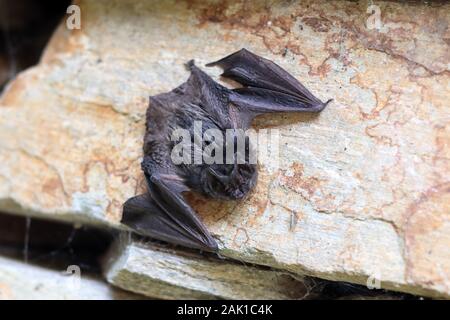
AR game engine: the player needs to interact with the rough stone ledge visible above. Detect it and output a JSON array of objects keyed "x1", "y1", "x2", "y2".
[
  {"x1": 0, "y1": 255, "x2": 144, "y2": 300},
  {"x1": 104, "y1": 237, "x2": 311, "y2": 300}
]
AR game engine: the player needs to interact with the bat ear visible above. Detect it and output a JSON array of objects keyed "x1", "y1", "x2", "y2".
[{"x1": 206, "y1": 167, "x2": 230, "y2": 184}]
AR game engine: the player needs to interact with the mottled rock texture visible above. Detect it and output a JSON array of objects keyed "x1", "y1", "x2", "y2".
[
  {"x1": 105, "y1": 239, "x2": 310, "y2": 300},
  {"x1": 0, "y1": 0, "x2": 448, "y2": 298}
]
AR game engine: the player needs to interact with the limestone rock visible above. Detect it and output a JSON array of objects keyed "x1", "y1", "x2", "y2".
[
  {"x1": 0, "y1": 0, "x2": 448, "y2": 298},
  {"x1": 104, "y1": 238, "x2": 310, "y2": 300},
  {"x1": 0, "y1": 255, "x2": 144, "y2": 300}
]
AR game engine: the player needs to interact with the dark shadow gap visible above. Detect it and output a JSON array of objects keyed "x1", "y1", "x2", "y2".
[
  {"x1": 0, "y1": 0, "x2": 71, "y2": 90},
  {"x1": 0, "y1": 212, "x2": 115, "y2": 273}
]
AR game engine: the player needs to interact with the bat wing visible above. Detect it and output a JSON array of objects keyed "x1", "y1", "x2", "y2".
[
  {"x1": 122, "y1": 194, "x2": 213, "y2": 251},
  {"x1": 183, "y1": 61, "x2": 232, "y2": 129},
  {"x1": 207, "y1": 48, "x2": 331, "y2": 128},
  {"x1": 122, "y1": 170, "x2": 218, "y2": 252}
]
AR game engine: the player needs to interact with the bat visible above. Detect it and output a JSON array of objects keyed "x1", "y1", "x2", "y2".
[{"x1": 121, "y1": 48, "x2": 331, "y2": 252}]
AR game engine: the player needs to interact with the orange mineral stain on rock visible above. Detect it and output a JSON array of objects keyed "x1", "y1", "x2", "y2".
[
  {"x1": 403, "y1": 184, "x2": 450, "y2": 293},
  {"x1": 41, "y1": 178, "x2": 61, "y2": 195},
  {"x1": 279, "y1": 163, "x2": 323, "y2": 198},
  {"x1": 233, "y1": 227, "x2": 250, "y2": 248},
  {"x1": 0, "y1": 283, "x2": 13, "y2": 300}
]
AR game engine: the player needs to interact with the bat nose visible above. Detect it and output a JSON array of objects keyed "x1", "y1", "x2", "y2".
[{"x1": 232, "y1": 189, "x2": 245, "y2": 199}]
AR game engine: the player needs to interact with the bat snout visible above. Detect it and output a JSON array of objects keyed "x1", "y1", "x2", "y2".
[{"x1": 230, "y1": 189, "x2": 245, "y2": 200}]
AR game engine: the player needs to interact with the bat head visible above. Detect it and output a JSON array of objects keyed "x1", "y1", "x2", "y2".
[{"x1": 201, "y1": 162, "x2": 257, "y2": 200}]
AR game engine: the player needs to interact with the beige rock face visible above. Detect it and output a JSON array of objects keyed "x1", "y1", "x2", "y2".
[
  {"x1": 0, "y1": 0, "x2": 448, "y2": 297},
  {"x1": 0, "y1": 256, "x2": 143, "y2": 300},
  {"x1": 104, "y1": 238, "x2": 310, "y2": 300}
]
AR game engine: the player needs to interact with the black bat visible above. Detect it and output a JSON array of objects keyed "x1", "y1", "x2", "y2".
[{"x1": 121, "y1": 49, "x2": 331, "y2": 252}]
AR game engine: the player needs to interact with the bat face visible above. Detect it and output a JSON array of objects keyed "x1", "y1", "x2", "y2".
[
  {"x1": 121, "y1": 48, "x2": 330, "y2": 253},
  {"x1": 200, "y1": 162, "x2": 257, "y2": 201}
]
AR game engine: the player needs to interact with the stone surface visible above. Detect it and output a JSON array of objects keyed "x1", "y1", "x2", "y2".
[
  {"x1": 0, "y1": 0, "x2": 448, "y2": 298},
  {"x1": 0, "y1": 255, "x2": 144, "y2": 300},
  {"x1": 104, "y1": 238, "x2": 310, "y2": 300}
]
